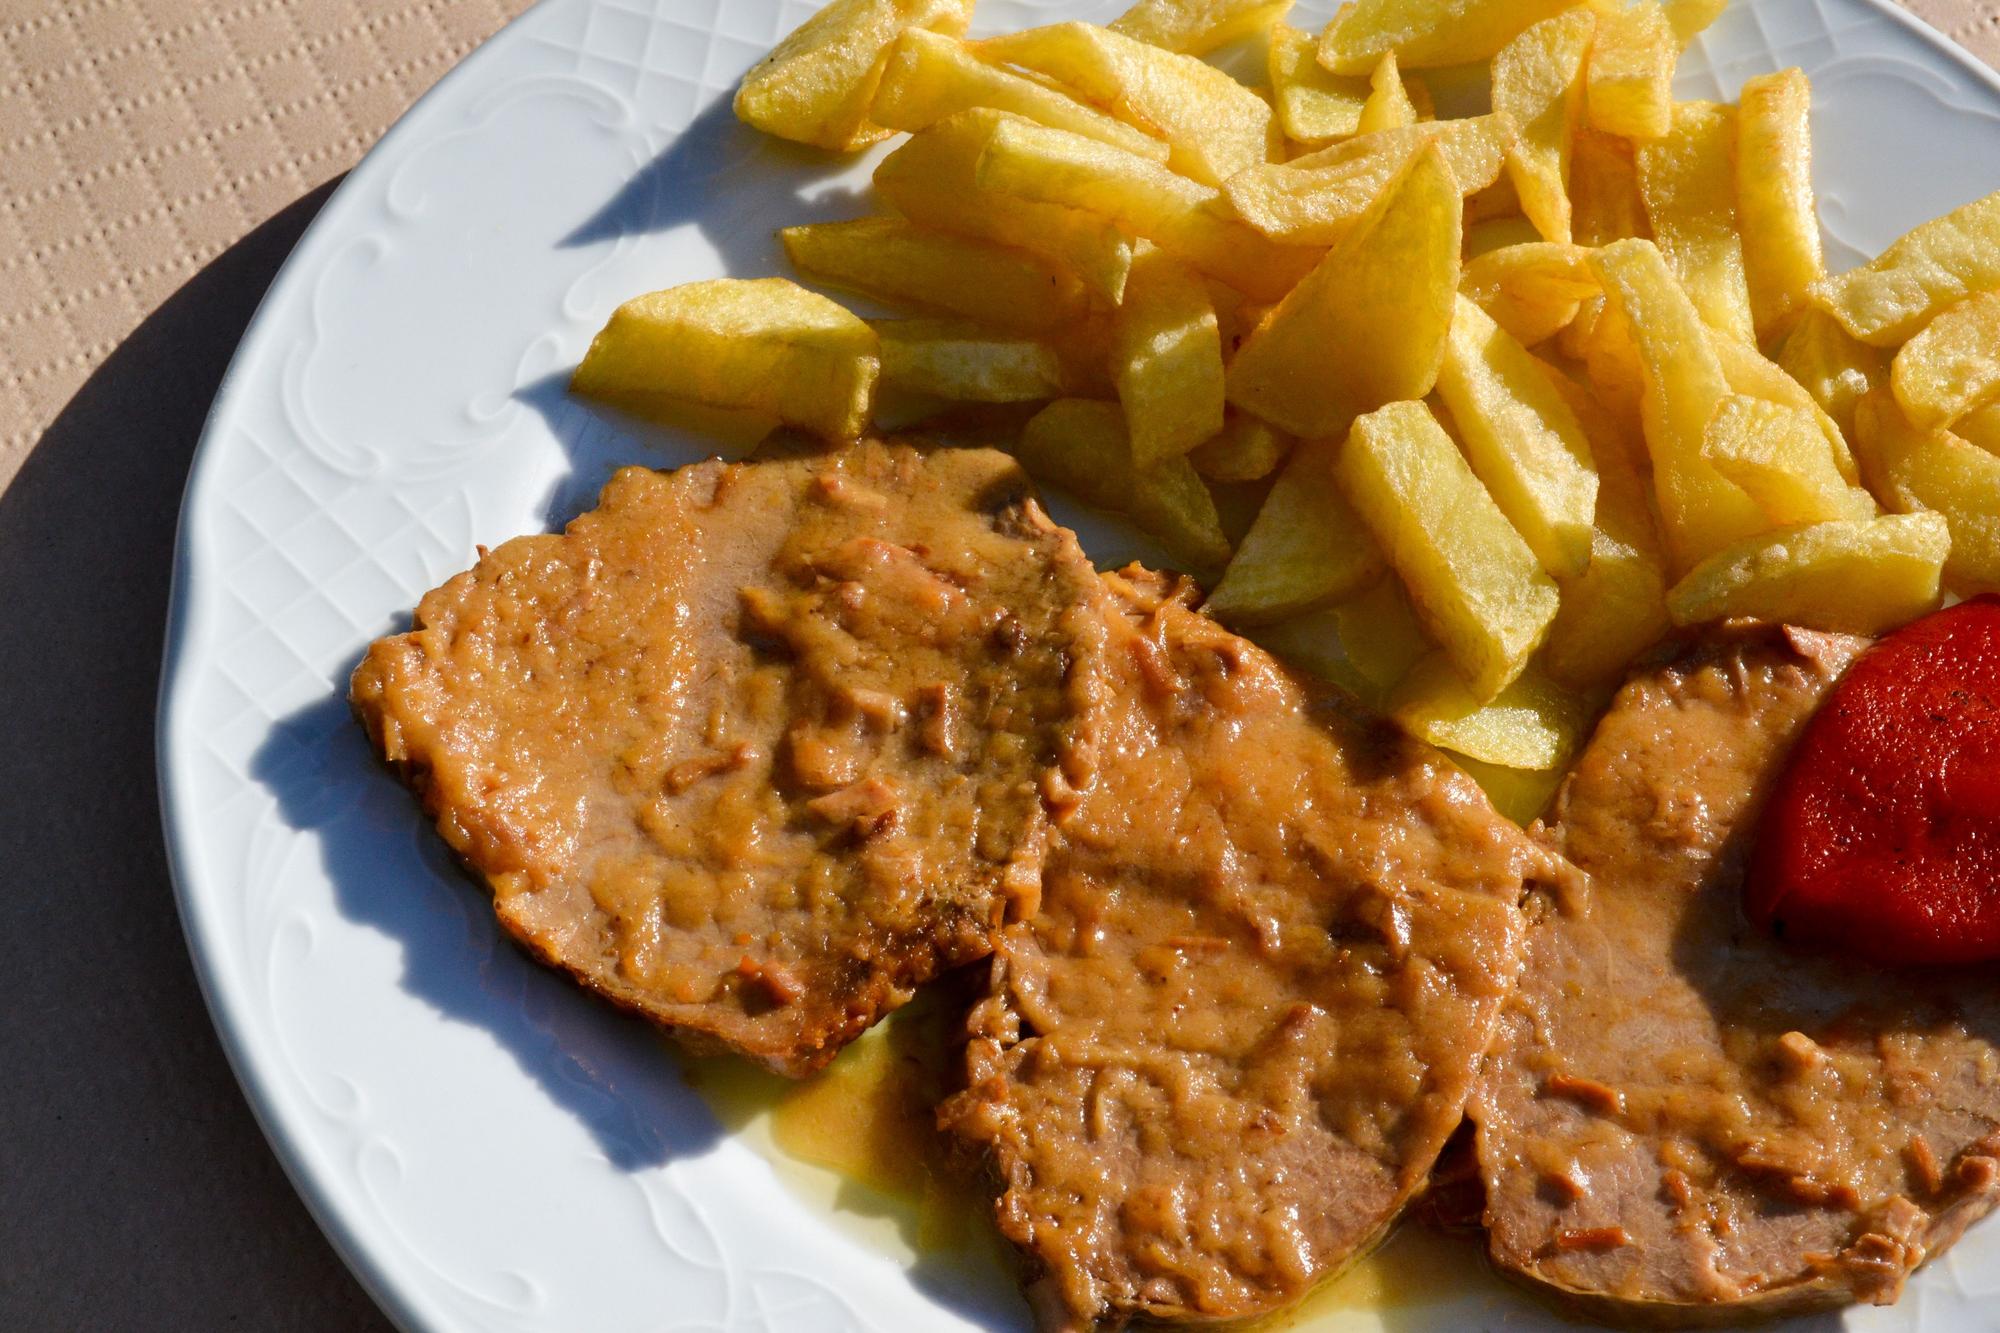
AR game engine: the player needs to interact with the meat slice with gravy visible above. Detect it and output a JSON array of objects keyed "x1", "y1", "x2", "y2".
[
  {"x1": 944, "y1": 570, "x2": 1547, "y2": 1329},
  {"x1": 1474, "y1": 623, "x2": 2000, "y2": 1321},
  {"x1": 351, "y1": 441, "x2": 1100, "y2": 1077}
]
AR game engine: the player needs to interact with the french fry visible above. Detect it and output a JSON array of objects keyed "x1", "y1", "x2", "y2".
[
  {"x1": 1187, "y1": 411, "x2": 1294, "y2": 482},
  {"x1": 1736, "y1": 68, "x2": 1823, "y2": 338},
  {"x1": 1701, "y1": 395, "x2": 1875, "y2": 526},
  {"x1": 874, "y1": 112, "x2": 1135, "y2": 306},
  {"x1": 1665, "y1": 512, "x2": 1950, "y2": 633},
  {"x1": 1460, "y1": 241, "x2": 1598, "y2": 346},
  {"x1": 1452, "y1": 756, "x2": 1568, "y2": 825},
  {"x1": 1892, "y1": 288, "x2": 2000, "y2": 430},
  {"x1": 1389, "y1": 653, "x2": 1589, "y2": 771},
  {"x1": 1707, "y1": 331, "x2": 1861, "y2": 484},
  {"x1": 1663, "y1": 0, "x2": 1727, "y2": 45},
  {"x1": 1227, "y1": 146, "x2": 1461, "y2": 438},
  {"x1": 872, "y1": 28, "x2": 1170, "y2": 161},
  {"x1": 1315, "y1": 0, "x2": 1575, "y2": 74},
  {"x1": 1333, "y1": 574, "x2": 1431, "y2": 700},
  {"x1": 1205, "y1": 437, "x2": 1386, "y2": 622},
  {"x1": 1268, "y1": 21, "x2": 1370, "y2": 146},
  {"x1": 1778, "y1": 307, "x2": 1887, "y2": 442},
  {"x1": 1950, "y1": 401, "x2": 2000, "y2": 456},
  {"x1": 1016, "y1": 399, "x2": 1230, "y2": 571},
  {"x1": 1336, "y1": 399, "x2": 1561, "y2": 700},
  {"x1": 1223, "y1": 115, "x2": 1512, "y2": 248},
  {"x1": 973, "y1": 117, "x2": 1320, "y2": 300},
  {"x1": 1357, "y1": 52, "x2": 1422, "y2": 135},
  {"x1": 1855, "y1": 390, "x2": 2000, "y2": 594},
  {"x1": 1107, "y1": 0, "x2": 1290, "y2": 54},
  {"x1": 735, "y1": 0, "x2": 975, "y2": 151},
  {"x1": 1563, "y1": 291, "x2": 1646, "y2": 430},
  {"x1": 1590, "y1": 239, "x2": 1768, "y2": 570},
  {"x1": 781, "y1": 217, "x2": 1087, "y2": 335},
  {"x1": 1492, "y1": 7, "x2": 1594, "y2": 244},
  {"x1": 1113, "y1": 247, "x2": 1226, "y2": 466},
  {"x1": 1816, "y1": 188, "x2": 2000, "y2": 345},
  {"x1": 572, "y1": 279, "x2": 878, "y2": 442},
  {"x1": 873, "y1": 318, "x2": 1064, "y2": 402},
  {"x1": 1637, "y1": 101, "x2": 1756, "y2": 341},
  {"x1": 1587, "y1": 0, "x2": 1676, "y2": 141},
  {"x1": 976, "y1": 22, "x2": 1271, "y2": 185},
  {"x1": 1569, "y1": 128, "x2": 1651, "y2": 246},
  {"x1": 1435, "y1": 295, "x2": 1600, "y2": 578}
]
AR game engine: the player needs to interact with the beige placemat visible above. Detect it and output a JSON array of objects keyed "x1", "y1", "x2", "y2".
[{"x1": 0, "y1": 0, "x2": 1994, "y2": 483}]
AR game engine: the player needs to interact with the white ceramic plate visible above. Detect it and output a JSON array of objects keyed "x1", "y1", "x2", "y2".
[{"x1": 159, "y1": 2, "x2": 2000, "y2": 1329}]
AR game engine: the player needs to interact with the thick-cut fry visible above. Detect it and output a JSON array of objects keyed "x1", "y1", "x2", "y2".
[
  {"x1": 1332, "y1": 574, "x2": 1430, "y2": 699},
  {"x1": 1666, "y1": 512, "x2": 1950, "y2": 632},
  {"x1": 976, "y1": 22, "x2": 1271, "y2": 185},
  {"x1": 1816, "y1": 188, "x2": 2000, "y2": 345},
  {"x1": 1856, "y1": 390, "x2": 2000, "y2": 593},
  {"x1": 1227, "y1": 147, "x2": 1461, "y2": 438},
  {"x1": 1638, "y1": 101, "x2": 1755, "y2": 341},
  {"x1": 874, "y1": 111, "x2": 1135, "y2": 305},
  {"x1": 872, "y1": 29, "x2": 1170, "y2": 161},
  {"x1": 1708, "y1": 331, "x2": 1861, "y2": 484},
  {"x1": 1015, "y1": 399, "x2": 1230, "y2": 571},
  {"x1": 1436, "y1": 295, "x2": 1600, "y2": 578},
  {"x1": 1357, "y1": 51, "x2": 1421, "y2": 135},
  {"x1": 873, "y1": 318, "x2": 1063, "y2": 402},
  {"x1": 1892, "y1": 288, "x2": 2000, "y2": 429},
  {"x1": 573, "y1": 279, "x2": 878, "y2": 442},
  {"x1": 1389, "y1": 654, "x2": 1588, "y2": 770},
  {"x1": 1113, "y1": 247, "x2": 1226, "y2": 466},
  {"x1": 1223, "y1": 115, "x2": 1512, "y2": 248},
  {"x1": 1664, "y1": 0, "x2": 1727, "y2": 44},
  {"x1": 1590, "y1": 239, "x2": 1767, "y2": 570},
  {"x1": 1205, "y1": 437, "x2": 1385, "y2": 622},
  {"x1": 735, "y1": 0, "x2": 974, "y2": 151},
  {"x1": 1951, "y1": 401, "x2": 2000, "y2": 456},
  {"x1": 1315, "y1": 0, "x2": 1574, "y2": 73},
  {"x1": 1588, "y1": 1, "x2": 1676, "y2": 141},
  {"x1": 1107, "y1": 0, "x2": 1290, "y2": 54},
  {"x1": 1337, "y1": 400, "x2": 1561, "y2": 699},
  {"x1": 1736, "y1": 68, "x2": 1823, "y2": 338},
  {"x1": 1569, "y1": 129, "x2": 1651, "y2": 245},
  {"x1": 973, "y1": 117, "x2": 1319, "y2": 300},
  {"x1": 1460, "y1": 241, "x2": 1597, "y2": 346},
  {"x1": 1778, "y1": 307, "x2": 1887, "y2": 442},
  {"x1": 1492, "y1": 7, "x2": 1593, "y2": 244},
  {"x1": 782, "y1": 217, "x2": 1086, "y2": 335},
  {"x1": 1563, "y1": 291, "x2": 1646, "y2": 429},
  {"x1": 1267, "y1": 21, "x2": 1370, "y2": 146},
  {"x1": 1187, "y1": 411, "x2": 1293, "y2": 482},
  {"x1": 1702, "y1": 395, "x2": 1875, "y2": 526}
]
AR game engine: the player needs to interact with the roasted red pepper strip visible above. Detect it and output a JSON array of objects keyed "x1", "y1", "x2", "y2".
[{"x1": 1748, "y1": 597, "x2": 2000, "y2": 965}]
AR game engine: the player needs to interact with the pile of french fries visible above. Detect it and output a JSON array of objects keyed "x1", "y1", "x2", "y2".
[{"x1": 571, "y1": 0, "x2": 2000, "y2": 816}]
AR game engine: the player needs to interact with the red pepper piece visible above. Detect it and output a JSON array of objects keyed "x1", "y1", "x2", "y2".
[{"x1": 1747, "y1": 596, "x2": 2000, "y2": 966}]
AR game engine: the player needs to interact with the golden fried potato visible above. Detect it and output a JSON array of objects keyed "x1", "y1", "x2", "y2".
[
  {"x1": 1187, "y1": 411, "x2": 1294, "y2": 482},
  {"x1": 873, "y1": 318, "x2": 1064, "y2": 402},
  {"x1": 1637, "y1": 101, "x2": 1755, "y2": 341},
  {"x1": 1316, "y1": 0, "x2": 1574, "y2": 73},
  {"x1": 1224, "y1": 115, "x2": 1513, "y2": 247},
  {"x1": 1332, "y1": 574, "x2": 1431, "y2": 699},
  {"x1": 1892, "y1": 288, "x2": 2000, "y2": 430},
  {"x1": 1855, "y1": 390, "x2": 2000, "y2": 594},
  {"x1": 1736, "y1": 68, "x2": 1822, "y2": 339},
  {"x1": 1587, "y1": 1, "x2": 1675, "y2": 141},
  {"x1": 572, "y1": 279, "x2": 878, "y2": 442},
  {"x1": 1267, "y1": 21, "x2": 1370, "y2": 146},
  {"x1": 1460, "y1": 241, "x2": 1597, "y2": 345},
  {"x1": 974, "y1": 117, "x2": 1319, "y2": 300},
  {"x1": 1337, "y1": 399, "x2": 1560, "y2": 699},
  {"x1": 1436, "y1": 295, "x2": 1599, "y2": 577},
  {"x1": 1561, "y1": 291, "x2": 1646, "y2": 429},
  {"x1": 1665, "y1": 512, "x2": 1949, "y2": 633},
  {"x1": 1707, "y1": 330, "x2": 1860, "y2": 484},
  {"x1": 735, "y1": 0, "x2": 974, "y2": 151},
  {"x1": 1492, "y1": 7, "x2": 1593, "y2": 244},
  {"x1": 1357, "y1": 51, "x2": 1422, "y2": 135},
  {"x1": 1453, "y1": 756, "x2": 1569, "y2": 825},
  {"x1": 1016, "y1": 399, "x2": 1230, "y2": 571},
  {"x1": 1816, "y1": 188, "x2": 2000, "y2": 345},
  {"x1": 1108, "y1": 0, "x2": 1290, "y2": 53},
  {"x1": 782, "y1": 217, "x2": 1086, "y2": 335},
  {"x1": 1663, "y1": 0, "x2": 1726, "y2": 44},
  {"x1": 1113, "y1": 247, "x2": 1226, "y2": 466},
  {"x1": 1702, "y1": 395, "x2": 1875, "y2": 526},
  {"x1": 1205, "y1": 437, "x2": 1385, "y2": 622},
  {"x1": 977, "y1": 22, "x2": 1271, "y2": 184},
  {"x1": 1227, "y1": 146, "x2": 1461, "y2": 438},
  {"x1": 1590, "y1": 239, "x2": 1767, "y2": 570},
  {"x1": 1569, "y1": 128, "x2": 1651, "y2": 245},
  {"x1": 1389, "y1": 653, "x2": 1589, "y2": 770},
  {"x1": 1778, "y1": 307, "x2": 1887, "y2": 442},
  {"x1": 872, "y1": 29, "x2": 1169, "y2": 161},
  {"x1": 1950, "y1": 401, "x2": 2000, "y2": 456}
]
